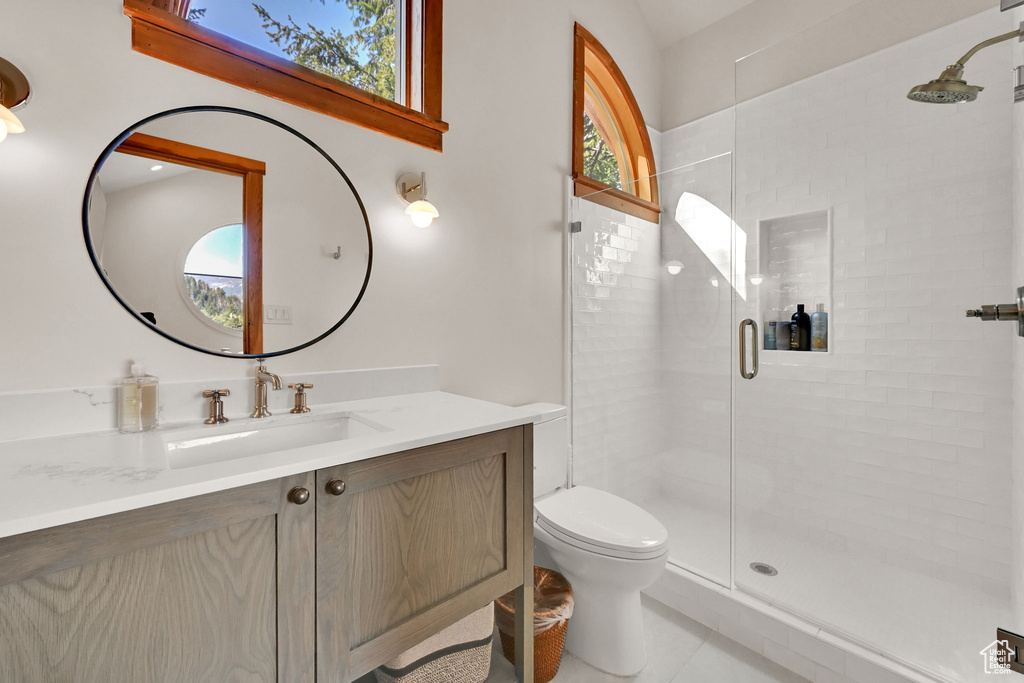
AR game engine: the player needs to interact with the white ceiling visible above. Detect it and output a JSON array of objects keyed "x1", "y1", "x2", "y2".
[
  {"x1": 98, "y1": 155, "x2": 197, "y2": 194},
  {"x1": 633, "y1": 0, "x2": 759, "y2": 47}
]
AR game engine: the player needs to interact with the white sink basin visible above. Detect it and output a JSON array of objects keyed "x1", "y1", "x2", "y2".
[{"x1": 163, "y1": 411, "x2": 386, "y2": 469}]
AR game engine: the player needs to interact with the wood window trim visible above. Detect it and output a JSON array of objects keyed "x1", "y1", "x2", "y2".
[
  {"x1": 123, "y1": 0, "x2": 447, "y2": 152},
  {"x1": 572, "y1": 23, "x2": 660, "y2": 223},
  {"x1": 115, "y1": 132, "x2": 266, "y2": 354}
]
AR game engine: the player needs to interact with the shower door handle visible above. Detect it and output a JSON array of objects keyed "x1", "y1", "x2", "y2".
[{"x1": 739, "y1": 319, "x2": 759, "y2": 380}]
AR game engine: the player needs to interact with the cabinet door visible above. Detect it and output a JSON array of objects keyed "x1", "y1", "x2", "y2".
[
  {"x1": 0, "y1": 473, "x2": 316, "y2": 683},
  {"x1": 317, "y1": 427, "x2": 527, "y2": 682}
]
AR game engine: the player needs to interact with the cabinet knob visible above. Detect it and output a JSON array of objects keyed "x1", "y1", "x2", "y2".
[
  {"x1": 288, "y1": 487, "x2": 311, "y2": 505},
  {"x1": 325, "y1": 479, "x2": 346, "y2": 496}
]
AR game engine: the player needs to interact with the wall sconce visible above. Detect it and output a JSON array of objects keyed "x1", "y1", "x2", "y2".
[
  {"x1": 0, "y1": 58, "x2": 29, "y2": 144},
  {"x1": 665, "y1": 260, "x2": 683, "y2": 275},
  {"x1": 396, "y1": 171, "x2": 439, "y2": 228}
]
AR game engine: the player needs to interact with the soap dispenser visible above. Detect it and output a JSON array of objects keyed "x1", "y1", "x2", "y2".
[{"x1": 119, "y1": 361, "x2": 159, "y2": 433}]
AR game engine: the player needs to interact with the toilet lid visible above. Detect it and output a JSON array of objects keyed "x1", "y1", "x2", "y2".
[{"x1": 535, "y1": 486, "x2": 668, "y2": 555}]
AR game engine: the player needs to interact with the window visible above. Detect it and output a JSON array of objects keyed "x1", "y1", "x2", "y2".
[
  {"x1": 184, "y1": 224, "x2": 245, "y2": 331},
  {"x1": 572, "y1": 23, "x2": 659, "y2": 222},
  {"x1": 123, "y1": 0, "x2": 446, "y2": 151},
  {"x1": 582, "y1": 111, "x2": 622, "y2": 190}
]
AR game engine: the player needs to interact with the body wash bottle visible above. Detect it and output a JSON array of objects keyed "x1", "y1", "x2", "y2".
[
  {"x1": 791, "y1": 304, "x2": 811, "y2": 351},
  {"x1": 119, "y1": 361, "x2": 159, "y2": 433},
  {"x1": 811, "y1": 303, "x2": 828, "y2": 352}
]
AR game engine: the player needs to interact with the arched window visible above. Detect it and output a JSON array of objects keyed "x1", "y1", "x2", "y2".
[
  {"x1": 572, "y1": 23, "x2": 659, "y2": 222},
  {"x1": 184, "y1": 224, "x2": 245, "y2": 332}
]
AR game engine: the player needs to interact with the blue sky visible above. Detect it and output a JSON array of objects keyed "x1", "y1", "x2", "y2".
[
  {"x1": 194, "y1": 0, "x2": 361, "y2": 62},
  {"x1": 185, "y1": 224, "x2": 243, "y2": 277}
]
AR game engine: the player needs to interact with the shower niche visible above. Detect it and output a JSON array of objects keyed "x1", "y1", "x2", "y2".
[{"x1": 755, "y1": 208, "x2": 833, "y2": 355}]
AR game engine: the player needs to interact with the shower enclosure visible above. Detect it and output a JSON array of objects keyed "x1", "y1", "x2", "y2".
[{"x1": 568, "y1": 5, "x2": 1018, "y2": 681}]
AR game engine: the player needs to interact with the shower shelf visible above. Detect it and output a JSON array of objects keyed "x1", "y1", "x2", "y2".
[{"x1": 755, "y1": 209, "x2": 833, "y2": 357}]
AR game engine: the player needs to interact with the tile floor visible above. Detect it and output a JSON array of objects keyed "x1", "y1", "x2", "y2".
[
  {"x1": 355, "y1": 594, "x2": 809, "y2": 683},
  {"x1": 485, "y1": 594, "x2": 810, "y2": 683}
]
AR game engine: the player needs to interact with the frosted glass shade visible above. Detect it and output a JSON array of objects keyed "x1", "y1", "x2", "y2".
[
  {"x1": 405, "y1": 199, "x2": 439, "y2": 228},
  {"x1": 0, "y1": 104, "x2": 24, "y2": 135}
]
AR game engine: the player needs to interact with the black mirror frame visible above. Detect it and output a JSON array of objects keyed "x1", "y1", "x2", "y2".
[{"x1": 82, "y1": 105, "x2": 372, "y2": 359}]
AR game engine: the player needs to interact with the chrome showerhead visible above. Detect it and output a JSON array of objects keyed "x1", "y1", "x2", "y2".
[{"x1": 907, "y1": 64, "x2": 982, "y2": 104}]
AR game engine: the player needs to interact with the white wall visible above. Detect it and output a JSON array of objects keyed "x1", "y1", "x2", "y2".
[
  {"x1": 660, "y1": 0, "x2": 993, "y2": 130},
  {"x1": 101, "y1": 169, "x2": 244, "y2": 352},
  {"x1": 0, "y1": 0, "x2": 660, "y2": 404}
]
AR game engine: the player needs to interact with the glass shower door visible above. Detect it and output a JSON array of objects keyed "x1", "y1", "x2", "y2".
[
  {"x1": 730, "y1": 4, "x2": 1016, "y2": 680},
  {"x1": 570, "y1": 152, "x2": 735, "y2": 586}
]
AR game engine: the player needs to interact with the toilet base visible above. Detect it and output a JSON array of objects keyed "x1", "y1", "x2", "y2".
[
  {"x1": 562, "y1": 576, "x2": 648, "y2": 676},
  {"x1": 534, "y1": 523, "x2": 667, "y2": 677}
]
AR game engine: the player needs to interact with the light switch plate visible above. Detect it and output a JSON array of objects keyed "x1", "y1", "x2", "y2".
[{"x1": 263, "y1": 304, "x2": 293, "y2": 325}]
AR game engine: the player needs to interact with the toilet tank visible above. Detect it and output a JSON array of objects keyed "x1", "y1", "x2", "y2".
[{"x1": 517, "y1": 403, "x2": 568, "y2": 497}]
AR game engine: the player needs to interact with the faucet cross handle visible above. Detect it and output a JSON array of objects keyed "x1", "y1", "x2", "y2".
[
  {"x1": 202, "y1": 389, "x2": 231, "y2": 425},
  {"x1": 202, "y1": 389, "x2": 231, "y2": 399},
  {"x1": 288, "y1": 383, "x2": 314, "y2": 414}
]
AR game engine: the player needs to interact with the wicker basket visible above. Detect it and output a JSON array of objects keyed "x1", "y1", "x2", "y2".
[{"x1": 494, "y1": 567, "x2": 574, "y2": 683}]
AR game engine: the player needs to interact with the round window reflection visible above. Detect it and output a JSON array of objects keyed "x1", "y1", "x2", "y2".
[{"x1": 184, "y1": 224, "x2": 244, "y2": 332}]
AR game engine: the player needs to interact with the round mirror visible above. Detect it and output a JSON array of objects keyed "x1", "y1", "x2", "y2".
[{"x1": 83, "y1": 106, "x2": 372, "y2": 358}]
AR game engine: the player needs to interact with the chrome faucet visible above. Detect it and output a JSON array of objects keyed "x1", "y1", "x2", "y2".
[{"x1": 251, "y1": 361, "x2": 283, "y2": 418}]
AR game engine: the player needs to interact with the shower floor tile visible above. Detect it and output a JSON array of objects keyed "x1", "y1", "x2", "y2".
[
  {"x1": 737, "y1": 528, "x2": 1010, "y2": 682},
  {"x1": 628, "y1": 483, "x2": 1010, "y2": 682}
]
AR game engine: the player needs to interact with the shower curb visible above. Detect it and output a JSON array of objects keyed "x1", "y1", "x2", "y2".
[{"x1": 645, "y1": 564, "x2": 949, "y2": 683}]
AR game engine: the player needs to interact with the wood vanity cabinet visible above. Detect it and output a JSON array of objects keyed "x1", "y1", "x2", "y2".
[{"x1": 0, "y1": 425, "x2": 533, "y2": 683}]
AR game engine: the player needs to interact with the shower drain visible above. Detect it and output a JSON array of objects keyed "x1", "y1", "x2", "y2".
[{"x1": 749, "y1": 562, "x2": 778, "y2": 577}]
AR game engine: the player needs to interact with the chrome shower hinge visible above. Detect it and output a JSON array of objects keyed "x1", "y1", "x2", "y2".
[{"x1": 965, "y1": 286, "x2": 1024, "y2": 337}]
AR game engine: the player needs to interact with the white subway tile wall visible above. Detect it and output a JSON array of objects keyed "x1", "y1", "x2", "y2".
[
  {"x1": 570, "y1": 200, "x2": 665, "y2": 497},
  {"x1": 1012, "y1": 7, "x2": 1024, "y2": 633},
  {"x1": 730, "y1": 7, "x2": 1015, "y2": 601},
  {"x1": 759, "y1": 211, "x2": 832, "y2": 328}
]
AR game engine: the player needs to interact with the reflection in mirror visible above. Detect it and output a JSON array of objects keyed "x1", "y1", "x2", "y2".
[
  {"x1": 184, "y1": 224, "x2": 244, "y2": 332},
  {"x1": 84, "y1": 107, "x2": 372, "y2": 358},
  {"x1": 110, "y1": 131, "x2": 266, "y2": 352}
]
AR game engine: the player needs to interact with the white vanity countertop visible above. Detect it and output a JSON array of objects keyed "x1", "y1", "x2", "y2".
[{"x1": 0, "y1": 391, "x2": 539, "y2": 540}]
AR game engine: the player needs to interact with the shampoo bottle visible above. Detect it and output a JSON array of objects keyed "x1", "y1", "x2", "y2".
[
  {"x1": 811, "y1": 303, "x2": 828, "y2": 352},
  {"x1": 119, "y1": 361, "x2": 159, "y2": 433},
  {"x1": 791, "y1": 304, "x2": 811, "y2": 351},
  {"x1": 776, "y1": 319, "x2": 792, "y2": 351},
  {"x1": 765, "y1": 321, "x2": 777, "y2": 350}
]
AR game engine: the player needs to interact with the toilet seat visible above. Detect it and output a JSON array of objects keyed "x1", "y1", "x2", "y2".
[{"x1": 535, "y1": 486, "x2": 668, "y2": 560}]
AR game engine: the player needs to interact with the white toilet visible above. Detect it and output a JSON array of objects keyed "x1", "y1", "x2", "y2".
[{"x1": 521, "y1": 404, "x2": 669, "y2": 677}]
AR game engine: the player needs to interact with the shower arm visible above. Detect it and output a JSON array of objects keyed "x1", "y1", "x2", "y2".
[{"x1": 949, "y1": 25, "x2": 1023, "y2": 71}]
